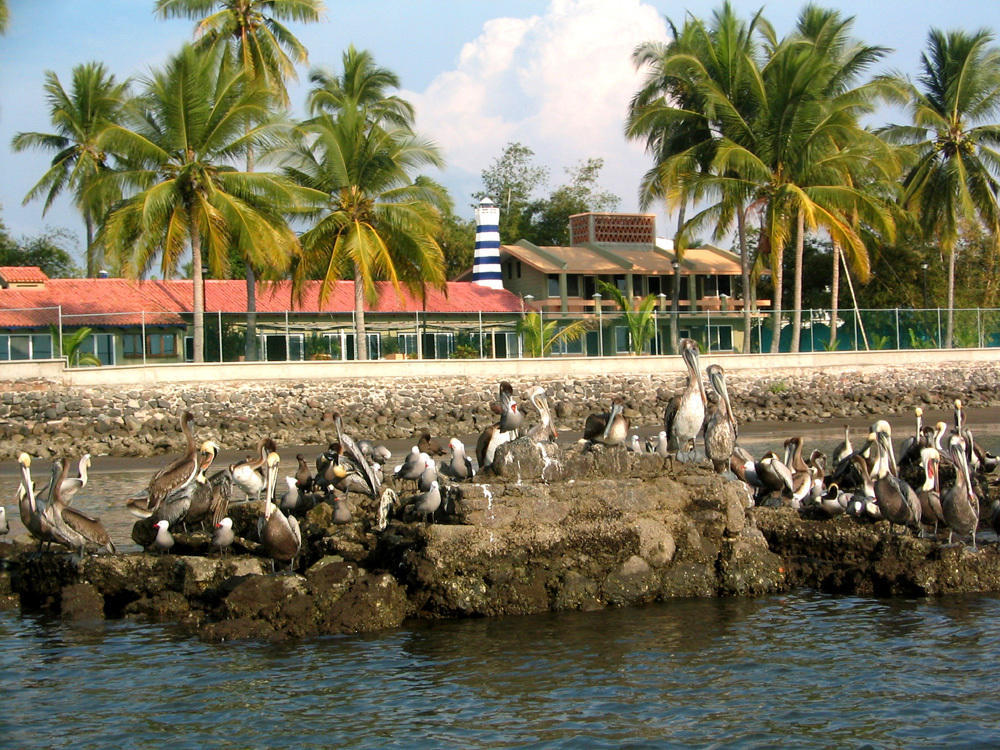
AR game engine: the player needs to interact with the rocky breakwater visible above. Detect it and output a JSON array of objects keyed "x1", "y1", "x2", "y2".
[
  {"x1": 4, "y1": 360, "x2": 1000, "y2": 459},
  {"x1": 0, "y1": 439, "x2": 787, "y2": 640}
]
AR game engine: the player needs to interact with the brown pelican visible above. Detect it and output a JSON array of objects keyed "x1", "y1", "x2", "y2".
[
  {"x1": 153, "y1": 441, "x2": 220, "y2": 526},
  {"x1": 526, "y1": 386, "x2": 558, "y2": 442},
  {"x1": 439, "y1": 438, "x2": 474, "y2": 481},
  {"x1": 845, "y1": 454, "x2": 880, "y2": 519},
  {"x1": 43, "y1": 457, "x2": 115, "y2": 555},
  {"x1": 231, "y1": 438, "x2": 277, "y2": 501},
  {"x1": 756, "y1": 451, "x2": 794, "y2": 498},
  {"x1": 16, "y1": 453, "x2": 46, "y2": 545},
  {"x1": 35, "y1": 453, "x2": 92, "y2": 506},
  {"x1": 417, "y1": 431, "x2": 448, "y2": 457},
  {"x1": 184, "y1": 463, "x2": 232, "y2": 529},
  {"x1": 131, "y1": 411, "x2": 201, "y2": 517},
  {"x1": 152, "y1": 520, "x2": 174, "y2": 554},
  {"x1": 334, "y1": 414, "x2": 381, "y2": 499},
  {"x1": 873, "y1": 427, "x2": 921, "y2": 534},
  {"x1": 294, "y1": 454, "x2": 313, "y2": 494},
  {"x1": 941, "y1": 434, "x2": 978, "y2": 548},
  {"x1": 213, "y1": 517, "x2": 234, "y2": 558},
  {"x1": 258, "y1": 451, "x2": 301, "y2": 571},
  {"x1": 916, "y1": 446, "x2": 945, "y2": 537},
  {"x1": 664, "y1": 338, "x2": 707, "y2": 461},
  {"x1": 831, "y1": 425, "x2": 853, "y2": 468},
  {"x1": 583, "y1": 395, "x2": 628, "y2": 448},
  {"x1": 476, "y1": 424, "x2": 513, "y2": 470},
  {"x1": 704, "y1": 364, "x2": 736, "y2": 473}
]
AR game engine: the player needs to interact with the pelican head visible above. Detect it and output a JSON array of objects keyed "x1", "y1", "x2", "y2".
[
  {"x1": 602, "y1": 396, "x2": 625, "y2": 440},
  {"x1": 18, "y1": 453, "x2": 31, "y2": 468},
  {"x1": 915, "y1": 407, "x2": 923, "y2": 418}
]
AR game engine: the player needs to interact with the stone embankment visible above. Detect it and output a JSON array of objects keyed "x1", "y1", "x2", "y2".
[{"x1": 2, "y1": 361, "x2": 999, "y2": 459}]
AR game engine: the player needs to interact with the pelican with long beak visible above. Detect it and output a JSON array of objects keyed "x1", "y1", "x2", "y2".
[
  {"x1": 704, "y1": 364, "x2": 737, "y2": 474},
  {"x1": 526, "y1": 386, "x2": 558, "y2": 442},
  {"x1": 43, "y1": 457, "x2": 115, "y2": 555},
  {"x1": 231, "y1": 438, "x2": 277, "y2": 501},
  {"x1": 258, "y1": 451, "x2": 301, "y2": 571},
  {"x1": 131, "y1": 411, "x2": 200, "y2": 517},
  {"x1": 942, "y1": 434, "x2": 978, "y2": 549},
  {"x1": 665, "y1": 338, "x2": 707, "y2": 461},
  {"x1": 583, "y1": 395, "x2": 628, "y2": 448},
  {"x1": 873, "y1": 428, "x2": 921, "y2": 534}
]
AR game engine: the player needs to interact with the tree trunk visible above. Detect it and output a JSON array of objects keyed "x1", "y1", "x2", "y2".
[
  {"x1": 790, "y1": 209, "x2": 804, "y2": 353},
  {"x1": 191, "y1": 230, "x2": 205, "y2": 364},
  {"x1": 670, "y1": 204, "x2": 685, "y2": 355},
  {"x1": 354, "y1": 267, "x2": 368, "y2": 360},
  {"x1": 738, "y1": 205, "x2": 752, "y2": 353},
  {"x1": 84, "y1": 212, "x2": 96, "y2": 278},
  {"x1": 830, "y1": 241, "x2": 841, "y2": 350},
  {"x1": 769, "y1": 232, "x2": 783, "y2": 354},
  {"x1": 244, "y1": 144, "x2": 258, "y2": 361},
  {"x1": 245, "y1": 265, "x2": 258, "y2": 361},
  {"x1": 945, "y1": 247, "x2": 956, "y2": 348}
]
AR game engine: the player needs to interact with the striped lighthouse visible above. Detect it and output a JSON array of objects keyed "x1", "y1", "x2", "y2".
[{"x1": 472, "y1": 197, "x2": 503, "y2": 289}]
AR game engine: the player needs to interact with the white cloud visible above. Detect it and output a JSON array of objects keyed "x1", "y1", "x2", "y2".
[{"x1": 407, "y1": 0, "x2": 670, "y2": 221}]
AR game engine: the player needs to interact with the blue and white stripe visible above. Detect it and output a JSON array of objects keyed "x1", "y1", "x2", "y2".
[{"x1": 472, "y1": 199, "x2": 503, "y2": 290}]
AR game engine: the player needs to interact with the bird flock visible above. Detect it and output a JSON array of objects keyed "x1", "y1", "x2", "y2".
[{"x1": 5, "y1": 338, "x2": 999, "y2": 572}]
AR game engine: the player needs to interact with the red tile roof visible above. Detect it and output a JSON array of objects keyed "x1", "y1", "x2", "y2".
[
  {"x1": 0, "y1": 266, "x2": 49, "y2": 284},
  {"x1": 0, "y1": 277, "x2": 523, "y2": 328}
]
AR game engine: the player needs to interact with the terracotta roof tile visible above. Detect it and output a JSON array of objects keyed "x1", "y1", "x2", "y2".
[
  {"x1": 0, "y1": 277, "x2": 523, "y2": 329},
  {"x1": 0, "y1": 266, "x2": 49, "y2": 284}
]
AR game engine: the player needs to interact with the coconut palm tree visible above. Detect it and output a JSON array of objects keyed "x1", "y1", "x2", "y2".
[
  {"x1": 627, "y1": 3, "x2": 769, "y2": 353},
  {"x1": 284, "y1": 106, "x2": 447, "y2": 360},
  {"x1": 97, "y1": 44, "x2": 312, "y2": 363},
  {"x1": 0, "y1": 1, "x2": 8, "y2": 33},
  {"x1": 155, "y1": 0, "x2": 324, "y2": 360},
  {"x1": 879, "y1": 28, "x2": 1000, "y2": 348},
  {"x1": 516, "y1": 313, "x2": 593, "y2": 357},
  {"x1": 12, "y1": 62, "x2": 128, "y2": 277},
  {"x1": 307, "y1": 44, "x2": 415, "y2": 127},
  {"x1": 155, "y1": 0, "x2": 323, "y2": 106}
]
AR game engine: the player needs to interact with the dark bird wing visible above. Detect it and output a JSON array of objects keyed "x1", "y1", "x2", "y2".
[{"x1": 664, "y1": 395, "x2": 681, "y2": 451}]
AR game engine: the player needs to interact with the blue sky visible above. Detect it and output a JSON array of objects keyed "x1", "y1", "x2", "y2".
[{"x1": 2, "y1": 0, "x2": 1000, "y2": 269}]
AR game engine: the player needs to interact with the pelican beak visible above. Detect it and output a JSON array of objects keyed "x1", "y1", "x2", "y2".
[{"x1": 602, "y1": 401, "x2": 623, "y2": 440}]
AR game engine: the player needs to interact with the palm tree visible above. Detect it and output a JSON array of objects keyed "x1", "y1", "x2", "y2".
[
  {"x1": 11, "y1": 62, "x2": 128, "y2": 277},
  {"x1": 155, "y1": 0, "x2": 324, "y2": 106},
  {"x1": 0, "y1": 1, "x2": 8, "y2": 33},
  {"x1": 596, "y1": 280, "x2": 659, "y2": 355},
  {"x1": 516, "y1": 313, "x2": 593, "y2": 357},
  {"x1": 155, "y1": 0, "x2": 324, "y2": 360},
  {"x1": 627, "y1": 3, "x2": 769, "y2": 353},
  {"x1": 880, "y1": 28, "x2": 1000, "y2": 348},
  {"x1": 49, "y1": 325, "x2": 102, "y2": 366},
  {"x1": 307, "y1": 44, "x2": 415, "y2": 127},
  {"x1": 97, "y1": 44, "x2": 312, "y2": 363},
  {"x1": 284, "y1": 106, "x2": 447, "y2": 360}
]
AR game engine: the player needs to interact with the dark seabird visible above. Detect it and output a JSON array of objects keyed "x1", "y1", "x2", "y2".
[
  {"x1": 916, "y1": 446, "x2": 945, "y2": 537},
  {"x1": 583, "y1": 395, "x2": 628, "y2": 448},
  {"x1": 258, "y1": 451, "x2": 302, "y2": 571},
  {"x1": 131, "y1": 411, "x2": 201, "y2": 517},
  {"x1": 873, "y1": 428, "x2": 921, "y2": 534},
  {"x1": 941, "y1": 434, "x2": 979, "y2": 549},
  {"x1": 498, "y1": 381, "x2": 524, "y2": 434},
  {"x1": 439, "y1": 438, "x2": 474, "y2": 481},
  {"x1": 704, "y1": 364, "x2": 737, "y2": 473}
]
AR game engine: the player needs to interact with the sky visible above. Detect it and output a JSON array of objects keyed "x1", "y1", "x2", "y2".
[{"x1": 2, "y1": 0, "x2": 1000, "y2": 270}]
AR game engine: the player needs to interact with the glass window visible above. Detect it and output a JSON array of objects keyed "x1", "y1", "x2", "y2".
[
  {"x1": 547, "y1": 274, "x2": 560, "y2": 298},
  {"x1": 0, "y1": 335, "x2": 8, "y2": 359},
  {"x1": 614, "y1": 325, "x2": 631, "y2": 353},
  {"x1": 123, "y1": 334, "x2": 140, "y2": 358},
  {"x1": 718, "y1": 276, "x2": 732, "y2": 296},
  {"x1": 31, "y1": 334, "x2": 52, "y2": 359},
  {"x1": 566, "y1": 275, "x2": 580, "y2": 297},
  {"x1": 9, "y1": 335, "x2": 30, "y2": 360},
  {"x1": 551, "y1": 325, "x2": 584, "y2": 355},
  {"x1": 398, "y1": 333, "x2": 418, "y2": 356},
  {"x1": 708, "y1": 325, "x2": 733, "y2": 351},
  {"x1": 583, "y1": 276, "x2": 596, "y2": 299},
  {"x1": 704, "y1": 275, "x2": 719, "y2": 296},
  {"x1": 614, "y1": 274, "x2": 627, "y2": 293},
  {"x1": 648, "y1": 276, "x2": 662, "y2": 296}
]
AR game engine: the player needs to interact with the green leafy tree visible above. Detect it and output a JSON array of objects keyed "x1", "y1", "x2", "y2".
[
  {"x1": 475, "y1": 142, "x2": 548, "y2": 242},
  {"x1": 11, "y1": 62, "x2": 128, "y2": 277},
  {"x1": 879, "y1": 28, "x2": 1000, "y2": 348},
  {"x1": 285, "y1": 102, "x2": 447, "y2": 360},
  {"x1": 156, "y1": 0, "x2": 324, "y2": 361},
  {"x1": 308, "y1": 44, "x2": 415, "y2": 127},
  {"x1": 521, "y1": 158, "x2": 620, "y2": 246},
  {"x1": 97, "y1": 44, "x2": 310, "y2": 363},
  {"x1": 0, "y1": 219, "x2": 80, "y2": 277}
]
